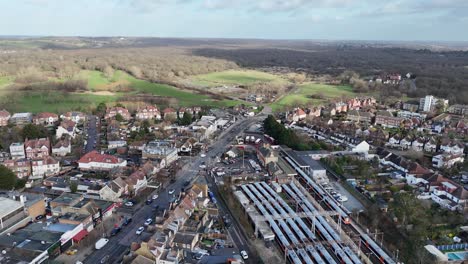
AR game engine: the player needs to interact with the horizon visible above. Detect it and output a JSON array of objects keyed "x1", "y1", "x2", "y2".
[{"x1": 1, "y1": 0, "x2": 468, "y2": 42}]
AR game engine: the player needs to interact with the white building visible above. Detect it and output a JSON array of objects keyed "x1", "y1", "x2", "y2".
[
  {"x1": 31, "y1": 157, "x2": 60, "y2": 179},
  {"x1": 78, "y1": 151, "x2": 127, "y2": 171},
  {"x1": 9, "y1": 142, "x2": 25, "y2": 159},
  {"x1": 432, "y1": 154, "x2": 465, "y2": 169},
  {"x1": 419, "y1": 95, "x2": 448, "y2": 112}
]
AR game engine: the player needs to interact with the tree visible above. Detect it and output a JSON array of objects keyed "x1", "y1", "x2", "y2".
[
  {"x1": 70, "y1": 182, "x2": 78, "y2": 193},
  {"x1": 0, "y1": 165, "x2": 17, "y2": 190},
  {"x1": 21, "y1": 124, "x2": 47, "y2": 140},
  {"x1": 96, "y1": 102, "x2": 107, "y2": 114},
  {"x1": 180, "y1": 112, "x2": 193, "y2": 126},
  {"x1": 115, "y1": 113, "x2": 124, "y2": 122}
]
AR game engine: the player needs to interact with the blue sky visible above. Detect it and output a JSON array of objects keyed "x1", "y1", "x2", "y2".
[{"x1": 1, "y1": 0, "x2": 467, "y2": 41}]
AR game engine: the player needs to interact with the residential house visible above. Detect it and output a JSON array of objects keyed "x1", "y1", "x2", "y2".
[
  {"x1": 52, "y1": 139, "x2": 71, "y2": 157},
  {"x1": 0, "y1": 110, "x2": 10, "y2": 126},
  {"x1": 129, "y1": 141, "x2": 146, "y2": 152},
  {"x1": 432, "y1": 154, "x2": 465, "y2": 169},
  {"x1": 31, "y1": 156, "x2": 60, "y2": 179},
  {"x1": 126, "y1": 170, "x2": 148, "y2": 195},
  {"x1": 10, "y1": 112, "x2": 32, "y2": 125},
  {"x1": 108, "y1": 140, "x2": 127, "y2": 149},
  {"x1": 428, "y1": 176, "x2": 467, "y2": 212},
  {"x1": 419, "y1": 95, "x2": 448, "y2": 112},
  {"x1": 346, "y1": 110, "x2": 373, "y2": 123},
  {"x1": 172, "y1": 233, "x2": 199, "y2": 251},
  {"x1": 424, "y1": 138, "x2": 438, "y2": 153},
  {"x1": 334, "y1": 102, "x2": 348, "y2": 113},
  {"x1": 25, "y1": 138, "x2": 50, "y2": 159},
  {"x1": 440, "y1": 140, "x2": 464, "y2": 155},
  {"x1": 105, "y1": 107, "x2": 131, "y2": 120},
  {"x1": 56, "y1": 120, "x2": 77, "y2": 139},
  {"x1": 411, "y1": 138, "x2": 425, "y2": 152},
  {"x1": 375, "y1": 111, "x2": 403, "y2": 128},
  {"x1": 399, "y1": 137, "x2": 413, "y2": 150},
  {"x1": 143, "y1": 141, "x2": 179, "y2": 165},
  {"x1": 78, "y1": 151, "x2": 127, "y2": 171},
  {"x1": 386, "y1": 136, "x2": 400, "y2": 148},
  {"x1": 136, "y1": 105, "x2": 161, "y2": 120},
  {"x1": 33, "y1": 112, "x2": 59, "y2": 126},
  {"x1": 307, "y1": 107, "x2": 321, "y2": 118},
  {"x1": 3, "y1": 159, "x2": 31, "y2": 178},
  {"x1": 179, "y1": 138, "x2": 198, "y2": 154},
  {"x1": 288, "y1": 108, "x2": 307, "y2": 122},
  {"x1": 61, "y1": 111, "x2": 86, "y2": 123},
  {"x1": 99, "y1": 178, "x2": 128, "y2": 202},
  {"x1": 257, "y1": 146, "x2": 278, "y2": 167},
  {"x1": 163, "y1": 108, "x2": 177, "y2": 121},
  {"x1": 9, "y1": 142, "x2": 25, "y2": 159}
]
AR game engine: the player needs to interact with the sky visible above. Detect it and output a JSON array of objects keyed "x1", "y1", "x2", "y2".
[{"x1": 1, "y1": 0, "x2": 468, "y2": 41}]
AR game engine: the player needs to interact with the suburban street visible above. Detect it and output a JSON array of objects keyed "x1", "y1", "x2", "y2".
[
  {"x1": 84, "y1": 113, "x2": 266, "y2": 264},
  {"x1": 84, "y1": 115, "x2": 99, "y2": 153}
]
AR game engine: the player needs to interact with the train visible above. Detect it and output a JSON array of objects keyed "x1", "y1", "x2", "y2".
[{"x1": 360, "y1": 234, "x2": 396, "y2": 264}]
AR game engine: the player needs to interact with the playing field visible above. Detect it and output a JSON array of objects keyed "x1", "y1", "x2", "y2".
[
  {"x1": 191, "y1": 69, "x2": 288, "y2": 87},
  {"x1": 270, "y1": 83, "x2": 357, "y2": 111},
  {"x1": 0, "y1": 70, "x2": 240, "y2": 113}
]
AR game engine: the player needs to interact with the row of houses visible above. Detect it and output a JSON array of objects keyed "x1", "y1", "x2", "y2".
[
  {"x1": 286, "y1": 96, "x2": 377, "y2": 122},
  {"x1": 0, "y1": 110, "x2": 86, "y2": 127},
  {"x1": 105, "y1": 106, "x2": 203, "y2": 121},
  {"x1": 376, "y1": 148, "x2": 467, "y2": 212},
  {"x1": 386, "y1": 136, "x2": 465, "y2": 154},
  {"x1": 8, "y1": 138, "x2": 72, "y2": 160}
]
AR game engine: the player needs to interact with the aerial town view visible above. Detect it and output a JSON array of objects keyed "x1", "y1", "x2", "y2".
[{"x1": 0, "y1": 1, "x2": 467, "y2": 264}]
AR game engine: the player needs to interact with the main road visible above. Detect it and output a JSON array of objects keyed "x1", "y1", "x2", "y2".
[{"x1": 84, "y1": 113, "x2": 267, "y2": 264}]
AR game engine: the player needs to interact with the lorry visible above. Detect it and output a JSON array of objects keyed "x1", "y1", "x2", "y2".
[{"x1": 95, "y1": 238, "x2": 109, "y2": 250}]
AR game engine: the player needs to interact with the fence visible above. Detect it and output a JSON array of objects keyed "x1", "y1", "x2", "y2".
[{"x1": 436, "y1": 243, "x2": 468, "y2": 251}]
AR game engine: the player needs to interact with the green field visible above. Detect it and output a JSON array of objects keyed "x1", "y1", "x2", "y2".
[
  {"x1": 191, "y1": 69, "x2": 288, "y2": 87},
  {"x1": 0, "y1": 70, "x2": 239, "y2": 113},
  {"x1": 270, "y1": 83, "x2": 357, "y2": 111}
]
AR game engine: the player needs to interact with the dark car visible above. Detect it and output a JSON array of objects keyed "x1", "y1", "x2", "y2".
[
  {"x1": 145, "y1": 199, "x2": 153, "y2": 205},
  {"x1": 170, "y1": 179, "x2": 176, "y2": 184},
  {"x1": 110, "y1": 227, "x2": 121, "y2": 236},
  {"x1": 35, "y1": 215, "x2": 45, "y2": 221},
  {"x1": 122, "y1": 217, "x2": 132, "y2": 226},
  {"x1": 183, "y1": 180, "x2": 190, "y2": 186}
]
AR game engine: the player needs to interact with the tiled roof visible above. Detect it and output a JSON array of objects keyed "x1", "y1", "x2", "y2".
[
  {"x1": 25, "y1": 138, "x2": 50, "y2": 149},
  {"x1": 35, "y1": 112, "x2": 58, "y2": 119},
  {"x1": 0, "y1": 109, "x2": 10, "y2": 118},
  {"x1": 78, "y1": 151, "x2": 122, "y2": 164}
]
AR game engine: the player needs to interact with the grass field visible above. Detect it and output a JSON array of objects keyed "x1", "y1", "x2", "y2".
[
  {"x1": 0, "y1": 70, "x2": 239, "y2": 113},
  {"x1": 191, "y1": 69, "x2": 288, "y2": 87},
  {"x1": 270, "y1": 83, "x2": 357, "y2": 111}
]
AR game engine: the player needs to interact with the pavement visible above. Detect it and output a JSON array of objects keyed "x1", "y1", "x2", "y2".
[{"x1": 83, "y1": 113, "x2": 266, "y2": 264}]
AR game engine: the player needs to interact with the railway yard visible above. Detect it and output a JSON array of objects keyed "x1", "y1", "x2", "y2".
[{"x1": 232, "y1": 149, "x2": 397, "y2": 264}]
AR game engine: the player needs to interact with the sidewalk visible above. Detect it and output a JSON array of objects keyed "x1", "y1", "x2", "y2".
[{"x1": 55, "y1": 214, "x2": 119, "y2": 264}]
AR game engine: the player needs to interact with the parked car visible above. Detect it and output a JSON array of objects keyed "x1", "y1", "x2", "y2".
[
  {"x1": 168, "y1": 189, "x2": 175, "y2": 195},
  {"x1": 136, "y1": 227, "x2": 144, "y2": 235},
  {"x1": 152, "y1": 194, "x2": 158, "y2": 200},
  {"x1": 124, "y1": 201, "x2": 134, "y2": 207},
  {"x1": 100, "y1": 255, "x2": 110, "y2": 263},
  {"x1": 110, "y1": 227, "x2": 121, "y2": 236},
  {"x1": 35, "y1": 215, "x2": 44, "y2": 221},
  {"x1": 122, "y1": 217, "x2": 132, "y2": 226},
  {"x1": 145, "y1": 199, "x2": 153, "y2": 205},
  {"x1": 144, "y1": 218, "x2": 153, "y2": 226},
  {"x1": 240, "y1": 250, "x2": 249, "y2": 260}
]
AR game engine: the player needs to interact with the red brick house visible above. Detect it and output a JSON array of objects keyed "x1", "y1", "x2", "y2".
[{"x1": 25, "y1": 138, "x2": 51, "y2": 159}]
